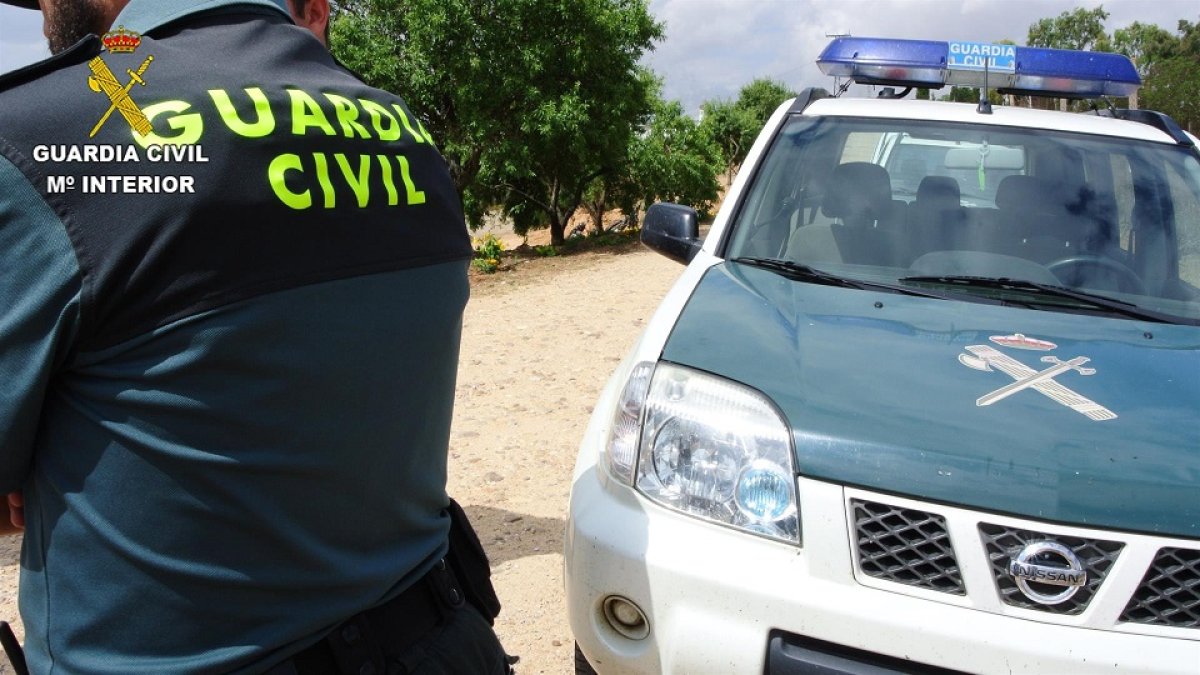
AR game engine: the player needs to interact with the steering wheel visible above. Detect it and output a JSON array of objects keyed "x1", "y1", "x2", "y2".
[{"x1": 1046, "y1": 254, "x2": 1145, "y2": 295}]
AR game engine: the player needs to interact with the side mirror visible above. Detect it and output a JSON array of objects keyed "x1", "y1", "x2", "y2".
[{"x1": 642, "y1": 202, "x2": 702, "y2": 265}]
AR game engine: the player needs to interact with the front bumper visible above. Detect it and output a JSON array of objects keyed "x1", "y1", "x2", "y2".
[{"x1": 564, "y1": 467, "x2": 1200, "y2": 674}]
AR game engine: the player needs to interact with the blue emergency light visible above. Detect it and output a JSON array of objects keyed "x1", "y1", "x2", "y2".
[{"x1": 817, "y1": 37, "x2": 1140, "y2": 98}]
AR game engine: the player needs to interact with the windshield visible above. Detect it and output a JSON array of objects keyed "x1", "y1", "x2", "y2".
[{"x1": 726, "y1": 115, "x2": 1200, "y2": 323}]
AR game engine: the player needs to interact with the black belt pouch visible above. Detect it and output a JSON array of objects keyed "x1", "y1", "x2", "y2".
[{"x1": 446, "y1": 498, "x2": 502, "y2": 625}]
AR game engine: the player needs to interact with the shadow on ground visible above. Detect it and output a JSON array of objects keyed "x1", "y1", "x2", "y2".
[{"x1": 459, "y1": 504, "x2": 565, "y2": 567}]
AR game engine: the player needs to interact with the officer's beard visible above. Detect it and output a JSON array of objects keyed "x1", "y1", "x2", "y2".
[{"x1": 45, "y1": 0, "x2": 108, "y2": 55}]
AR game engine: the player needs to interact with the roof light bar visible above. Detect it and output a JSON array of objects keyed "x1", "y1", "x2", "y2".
[{"x1": 817, "y1": 37, "x2": 1140, "y2": 99}]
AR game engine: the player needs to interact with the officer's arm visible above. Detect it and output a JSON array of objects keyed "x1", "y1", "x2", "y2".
[
  {"x1": 0, "y1": 493, "x2": 23, "y2": 534},
  {"x1": 0, "y1": 154, "x2": 82, "y2": 521}
]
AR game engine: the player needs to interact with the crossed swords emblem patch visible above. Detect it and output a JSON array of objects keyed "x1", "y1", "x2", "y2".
[
  {"x1": 958, "y1": 334, "x2": 1117, "y2": 421},
  {"x1": 86, "y1": 26, "x2": 154, "y2": 138}
]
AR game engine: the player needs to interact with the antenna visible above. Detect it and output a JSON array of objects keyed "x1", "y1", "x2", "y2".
[{"x1": 977, "y1": 59, "x2": 993, "y2": 114}]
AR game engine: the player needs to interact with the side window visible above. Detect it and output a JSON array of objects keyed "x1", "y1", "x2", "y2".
[
  {"x1": 1165, "y1": 158, "x2": 1200, "y2": 287},
  {"x1": 842, "y1": 132, "x2": 883, "y2": 164},
  {"x1": 1110, "y1": 154, "x2": 1136, "y2": 251}
]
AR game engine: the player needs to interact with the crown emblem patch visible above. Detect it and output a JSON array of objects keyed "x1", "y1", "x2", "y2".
[
  {"x1": 988, "y1": 333, "x2": 1057, "y2": 351},
  {"x1": 101, "y1": 26, "x2": 141, "y2": 53}
]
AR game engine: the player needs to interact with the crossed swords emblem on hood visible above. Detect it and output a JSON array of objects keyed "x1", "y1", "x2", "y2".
[{"x1": 958, "y1": 337, "x2": 1117, "y2": 422}]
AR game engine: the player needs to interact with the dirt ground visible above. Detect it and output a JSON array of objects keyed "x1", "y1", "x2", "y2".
[{"x1": 0, "y1": 239, "x2": 684, "y2": 674}]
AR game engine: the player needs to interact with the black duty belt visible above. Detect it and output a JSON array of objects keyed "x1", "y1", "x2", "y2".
[{"x1": 269, "y1": 559, "x2": 466, "y2": 675}]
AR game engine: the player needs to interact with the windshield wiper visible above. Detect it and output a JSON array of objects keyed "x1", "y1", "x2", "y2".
[
  {"x1": 733, "y1": 257, "x2": 865, "y2": 288},
  {"x1": 732, "y1": 257, "x2": 950, "y2": 299},
  {"x1": 898, "y1": 274, "x2": 1180, "y2": 323}
]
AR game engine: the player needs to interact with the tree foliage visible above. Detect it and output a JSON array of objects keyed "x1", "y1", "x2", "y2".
[
  {"x1": 1139, "y1": 19, "x2": 1200, "y2": 131},
  {"x1": 1112, "y1": 21, "x2": 1177, "y2": 76},
  {"x1": 331, "y1": 0, "x2": 663, "y2": 244},
  {"x1": 581, "y1": 86, "x2": 722, "y2": 233},
  {"x1": 696, "y1": 100, "x2": 753, "y2": 182},
  {"x1": 699, "y1": 78, "x2": 796, "y2": 179},
  {"x1": 736, "y1": 79, "x2": 798, "y2": 129},
  {"x1": 624, "y1": 95, "x2": 722, "y2": 217},
  {"x1": 1027, "y1": 6, "x2": 1110, "y2": 51},
  {"x1": 1024, "y1": 7, "x2": 1200, "y2": 122}
]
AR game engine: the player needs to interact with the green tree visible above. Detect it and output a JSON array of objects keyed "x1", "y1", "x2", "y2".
[
  {"x1": 700, "y1": 78, "x2": 796, "y2": 180},
  {"x1": 1176, "y1": 17, "x2": 1200, "y2": 58},
  {"x1": 1112, "y1": 21, "x2": 1177, "y2": 109},
  {"x1": 736, "y1": 78, "x2": 797, "y2": 129},
  {"x1": 1113, "y1": 21, "x2": 1177, "y2": 72},
  {"x1": 1121, "y1": 17, "x2": 1200, "y2": 131},
  {"x1": 697, "y1": 99, "x2": 755, "y2": 182},
  {"x1": 332, "y1": 0, "x2": 663, "y2": 244},
  {"x1": 598, "y1": 94, "x2": 722, "y2": 228},
  {"x1": 1142, "y1": 56, "x2": 1200, "y2": 132},
  {"x1": 1027, "y1": 6, "x2": 1110, "y2": 50},
  {"x1": 495, "y1": 54, "x2": 659, "y2": 245}
]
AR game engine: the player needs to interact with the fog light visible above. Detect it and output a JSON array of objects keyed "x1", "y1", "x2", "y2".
[{"x1": 601, "y1": 595, "x2": 650, "y2": 640}]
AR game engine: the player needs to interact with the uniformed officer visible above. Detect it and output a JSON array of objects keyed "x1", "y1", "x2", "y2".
[{"x1": 0, "y1": 0, "x2": 509, "y2": 672}]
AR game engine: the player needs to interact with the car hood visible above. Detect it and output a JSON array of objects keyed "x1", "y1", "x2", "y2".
[{"x1": 661, "y1": 262, "x2": 1200, "y2": 537}]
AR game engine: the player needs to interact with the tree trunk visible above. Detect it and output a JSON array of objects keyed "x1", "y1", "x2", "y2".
[
  {"x1": 591, "y1": 187, "x2": 607, "y2": 235},
  {"x1": 448, "y1": 146, "x2": 483, "y2": 201},
  {"x1": 549, "y1": 212, "x2": 566, "y2": 246},
  {"x1": 547, "y1": 178, "x2": 565, "y2": 246}
]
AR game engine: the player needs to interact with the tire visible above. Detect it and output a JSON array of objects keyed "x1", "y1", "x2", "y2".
[{"x1": 574, "y1": 643, "x2": 599, "y2": 675}]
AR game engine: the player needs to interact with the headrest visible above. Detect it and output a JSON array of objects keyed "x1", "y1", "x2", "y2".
[
  {"x1": 915, "y1": 176, "x2": 960, "y2": 211},
  {"x1": 1034, "y1": 147, "x2": 1085, "y2": 190},
  {"x1": 823, "y1": 162, "x2": 892, "y2": 225},
  {"x1": 995, "y1": 175, "x2": 1052, "y2": 212}
]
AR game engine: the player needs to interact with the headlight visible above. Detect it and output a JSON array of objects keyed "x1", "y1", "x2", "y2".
[{"x1": 635, "y1": 363, "x2": 799, "y2": 544}]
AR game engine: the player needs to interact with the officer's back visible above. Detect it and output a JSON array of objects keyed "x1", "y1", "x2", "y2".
[{"x1": 0, "y1": 0, "x2": 481, "y2": 672}]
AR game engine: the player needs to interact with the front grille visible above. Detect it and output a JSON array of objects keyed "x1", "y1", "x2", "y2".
[
  {"x1": 1120, "y1": 547, "x2": 1200, "y2": 628},
  {"x1": 852, "y1": 499, "x2": 964, "y2": 595},
  {"x1": 979, "y1": 523, "x2": 1123, "y2": 614}
]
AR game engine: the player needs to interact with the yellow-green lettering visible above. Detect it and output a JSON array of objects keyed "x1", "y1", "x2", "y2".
[
  {"x1": 209, "y1": 87, "x2": 275, "y2": 138},
  {"x1": 378, "y1": 154, "x2": 399, "y2": 206},
  {"x1": 324, "y1": 93, "x2": 371, "y2": 139},
  {"x1": 416, "y1": 118, "x2": 435, "y2": 146},
  {"x1": 288, "y1": 89, "x2": 336, "y2": 136},
  {"x1": 396, "y1": 155, "x2": 426, "y2": 205},
  {"x1": 313, "y1": 152, "x2": 336, "y2": 208},
  {"x1": 268, "y1": 153, "x2": 311, "y2": 210},
  {"x1": 360, "y1": 99, "x2": 402, "y2": 142},
  {"x1": 390, "y1": 104, "x2": 426, "y2": 144},
  {"x1": 135, "y1": 100, "x2": 203, "y2": 147},
  {"x1": 335, "y1": 153, "x2": 371, "y2": 208}
]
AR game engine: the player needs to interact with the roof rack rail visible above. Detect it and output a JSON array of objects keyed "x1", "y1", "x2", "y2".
[
  {"x1": 1095, "y1": 109, "x2": 1195, "y2": 147},
  {"x1": 787, "y1": 88, "x2": 831, "y2": 114}
]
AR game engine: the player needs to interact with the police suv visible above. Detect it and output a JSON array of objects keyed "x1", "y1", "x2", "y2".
[{"x1": 565, "y1": 38, "x2": 1200, "y2": 674}]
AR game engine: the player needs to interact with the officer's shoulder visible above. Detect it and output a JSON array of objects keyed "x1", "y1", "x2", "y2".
[
  {"x1": 329, "y1": 55, "x2": 371, "y2": 86},
  {"x1": 0, "y1": 36, "x2": 101, "y2": 96}
]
